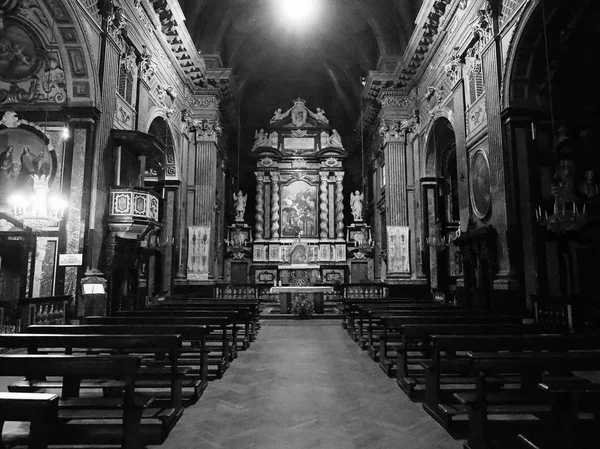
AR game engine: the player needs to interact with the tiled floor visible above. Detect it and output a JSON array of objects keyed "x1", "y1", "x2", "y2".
[{"x1": 152, "y1": 321, "x2": 463, "y2": 449}]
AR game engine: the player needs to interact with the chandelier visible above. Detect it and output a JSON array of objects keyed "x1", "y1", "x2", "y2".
[
  {"x1": 7, "y1": 174, "x2": 67, "y2": 231},
  {"x1": 535, "y1": 200, "x2": 587, "y2": 235}
]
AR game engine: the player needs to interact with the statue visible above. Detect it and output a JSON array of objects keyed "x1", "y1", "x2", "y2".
[
  {"x1": 311, "y1": 107, "x2": 329, "y2": 124},
  {"x1": 233, "y1": 190, "x2": 247, "y2": 222},
  {"x1": 350, "y1": 191, "x2": 364, "y2": 221},
  {"x1": 252, "y1": 129, "x2": 269, "y2": 150},
  {"x1": 270, "y1": 108, "x2": 289, "y2": 123},
  {"x1": 269, "y1": 131, "x2": 278, "y2": 148},
  {"x1": 320, "y1": 131, "x2": 330, "y2": 148},
  {"x1": 330, "y1": 129, "x2": 343, "y2": 148}
]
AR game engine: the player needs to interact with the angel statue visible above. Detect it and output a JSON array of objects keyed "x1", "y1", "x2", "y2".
[
  {"x1": 350, "y1": 190, "x2": 364, "y2": 222},
  {"x1": 233, "y1": 190, "x2": 248, "y2": 222}
]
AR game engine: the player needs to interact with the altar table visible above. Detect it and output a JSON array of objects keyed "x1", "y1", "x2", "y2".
[{"x1": 269, "y1": 286, "x2": 334, "y2": 314}]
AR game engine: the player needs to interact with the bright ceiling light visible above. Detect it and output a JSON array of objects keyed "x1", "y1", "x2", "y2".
[{"x1": 278, "y1": 0, "x2": 319, "y2": 23}]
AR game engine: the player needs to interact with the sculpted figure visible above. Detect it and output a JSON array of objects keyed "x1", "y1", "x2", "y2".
[
  {"x1": 350, "y1": 190, "x2": 364, "y2": 221},
  {"x1": 270, "y1": 108, "x2": 289, "y2": 123},
  {"x1": 233, "y1": 190, "x2": 248, "y2": 222},
  {"x1": 252, "y1": 129, "x2": 268, "y2": 149},
  {"x1": 330, "y1": 129, "x2": 343, "y2": 148}
]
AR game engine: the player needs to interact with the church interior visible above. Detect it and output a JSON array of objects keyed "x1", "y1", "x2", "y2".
[{"x1": 0, "y1": 0, "x2": 599, "y2": 448}]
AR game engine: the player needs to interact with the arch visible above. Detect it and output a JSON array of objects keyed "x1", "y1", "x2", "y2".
[
  {"x1": 501, "y1": 0, "x2": 543, "y2": 111},
  {"x1": 145, "y1": 113, "x2": 179, "y2": 181},
  {"x1": 422, "y1": 111, "x2": 456, "y2": 178}
]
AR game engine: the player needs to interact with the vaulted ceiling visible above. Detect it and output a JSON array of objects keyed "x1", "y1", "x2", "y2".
[{"x1": 179, "y1": 0, "x2": 423, "y2": 149}]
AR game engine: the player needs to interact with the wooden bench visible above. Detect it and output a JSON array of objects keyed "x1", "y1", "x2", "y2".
[
  {"x1": 342, "y1": 298, "x2": 439, "y2": 334},
  {"x1": 348, "y1": 303, "x2": 456, "y2": 346},
  {"x1": 517, "y1": 382, "x2": 600, "y2": 449},
  {"x1": 120, "y1": 307, "x2": 255, "y2": 350},
  {"x1": 0, "y1": 392, "x2": 58, "y2": 449},
  {"x1": 394, "y1": 323, "x2": 568, "y2": 398},
  {"x1": 359, "y1": 306, "x2": 480, "y2": 354},
  {"x1": 457, "y1": 350, "x2": 600, "y2": 449},
  {"x1": 376, "y1": 314, "x2": 521, "y2": 376},
  {"x1": 85, "y1": 316, "x2": 232, "y2": 374},
  {"x1": 0, "y1": 333, "x2": 188, "y2": 423},
  {"x1": 154, "y1": 299, "x2": 261, "y2": 336},
  {"x1": 27, "y1": 323, "x2": 213, "y2": 390},
  {"x1": 420, "y1": 332, "x2": 582, "y2": 429},
  {"x1": 0, "y1": 354, "x2": 150, "y2": 449}
]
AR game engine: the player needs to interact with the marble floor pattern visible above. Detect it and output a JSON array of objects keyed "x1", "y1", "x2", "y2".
[{"x1": 152, "y1": 321, "x2": 463, "y2": 449}]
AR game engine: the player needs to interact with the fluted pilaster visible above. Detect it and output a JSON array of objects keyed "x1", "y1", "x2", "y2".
[
  {"x1": 270, "y1": 173, "x2": 280, "y2": 239},
  {"x1": 255, "y1": 172, "x2": 265, "y2": 240},
  {"x1": 384, "y1": 139, "x2": 408, "y2": 226},
  {"x1": 319, "y1": 172, "x2": 329, "y2": 238},
  {"x1": 334, "y1": 172, "x2": 345, "y2": 239},
  {"x1": 195, "y1": 141, "x2": 218, "y2": 225}
]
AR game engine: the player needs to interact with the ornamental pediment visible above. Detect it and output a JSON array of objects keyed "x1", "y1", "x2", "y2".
[{"x1": 269, "y1": 98, "x2": 330, "y2": 129}]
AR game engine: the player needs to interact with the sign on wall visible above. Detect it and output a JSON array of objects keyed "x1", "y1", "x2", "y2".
[{"x1": 58, "y1": 253, "x2": 83, "y2": 266}]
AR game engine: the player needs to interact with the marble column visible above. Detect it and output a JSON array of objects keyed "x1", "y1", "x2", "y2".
[
  {"x1": 255, "y1": 172, "x2": 265, "y2": 240},
  {"x1": 319, "y1": 172, "x2": 329, "y2": 239},
  {"x1": 334, "y1": 172, "x2": 345, "y2": 239},
  {"x1": 270, "y1": 172, "x2": 280, "y2": 239}
]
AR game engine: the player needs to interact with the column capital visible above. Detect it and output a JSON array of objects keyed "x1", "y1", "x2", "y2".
[
  {"x1": 319, "y1": 172, "x2": 329, "y2": 182},
  {"x1": 255, "y1": 172, "x2": 265, "y2": 182},
  {"x1": 271, "y1": 172, "x2": 280, "y2": 182},
  {"x1": 334, "y1": 172, "x2": 344, "y2": 182}
]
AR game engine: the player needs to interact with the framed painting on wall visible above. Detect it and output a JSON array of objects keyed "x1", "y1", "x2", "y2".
[
  {"x1": 280, "y1": 180, "x2": 318, "y2": 237},
  {"x1": 470, "y1": 148, "x2": 491, "y2": 219}
]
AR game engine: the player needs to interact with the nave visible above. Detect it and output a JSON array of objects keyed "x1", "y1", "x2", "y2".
[{"x1": 151, "y1": 321, "x2": 460, "y2": 449}]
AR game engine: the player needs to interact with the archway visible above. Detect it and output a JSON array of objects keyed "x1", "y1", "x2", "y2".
[
  {"x1": 504, "y1": 0, "x2": 600, "y2": 326},
  {"x1": 422, "y1": 117, "x2": 460, "y2": 302}
]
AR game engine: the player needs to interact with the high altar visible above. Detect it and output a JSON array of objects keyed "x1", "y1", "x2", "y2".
[{"x1": 226, "y1": 98, "x2": 375, "y2": 292}]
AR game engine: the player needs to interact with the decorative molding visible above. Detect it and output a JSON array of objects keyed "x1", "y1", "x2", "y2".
[{"x1": 443, "y1": 48, "x2": 462, "y2": 85}]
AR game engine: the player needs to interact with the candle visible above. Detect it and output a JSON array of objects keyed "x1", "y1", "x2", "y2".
[{"x1": 583, "y1": 203, "x2": 586, "y2": 215}]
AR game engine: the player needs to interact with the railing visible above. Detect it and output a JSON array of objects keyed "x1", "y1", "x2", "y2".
[
  {"x1": 344, "y1": 284, "x2": 388, "y2": 299},
  {"x1": 18, "y1": 295, "x2": 72, "y2": 331}
]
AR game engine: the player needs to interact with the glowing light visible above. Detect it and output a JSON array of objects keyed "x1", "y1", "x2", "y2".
[
  {"x1": 278, "y1": 0, "x2": 319, "y2": 23},
  {"x1": 62, "y1": 125, "x2": 70, "y2": 139}
]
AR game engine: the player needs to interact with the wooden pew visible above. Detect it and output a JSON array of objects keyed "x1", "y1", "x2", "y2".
[
  {"x1": 0, "y1": 333, "x2": 187, "y2": 424},
  {"x1": 420, "y1": 331, "x2": 580, "y2": 429},
  {"x1": 395, "y1": 323, "x2": 567, "y2": 398},
  {"x1": 456, "y1": 350, "x2": 600, "y2": 449},
  {"x1": 85, "y1": 316, "x2": 232, "y2": 374},
  {"x1": 347, "y1": 303, "x2": 455, "y2": 345},
  {"x1": 151, "y1": 300, "x2": 261, "y2": 340},
  {"x1": 0, "y1": 392, "x2": 58, "y2": 449},
  {"x1": 0, "y1": 354, "x2": 149, "y2": 449},
  {"x1": 27, "y1": 324, "x2": 213, "y2": 390},
  {"x1": 518, "y1": 382, "x2": 600, "y2": 449},
  {"x1": 342, "y1": 298, "x2": 438, "y2": 333},
  {"x1": 359, "y1": 306, "x2": 477, "y2": 354},
  {"x1": 122, "y1": 307, "x2": 255, "y2": 350},
  {"x1": 376, "y1": 314, "x2": 521, "y2": 376}
]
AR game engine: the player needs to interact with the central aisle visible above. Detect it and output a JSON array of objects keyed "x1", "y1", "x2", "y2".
[{"x1": 152, "y1": 321, "x2": 462, "y2": 449}]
